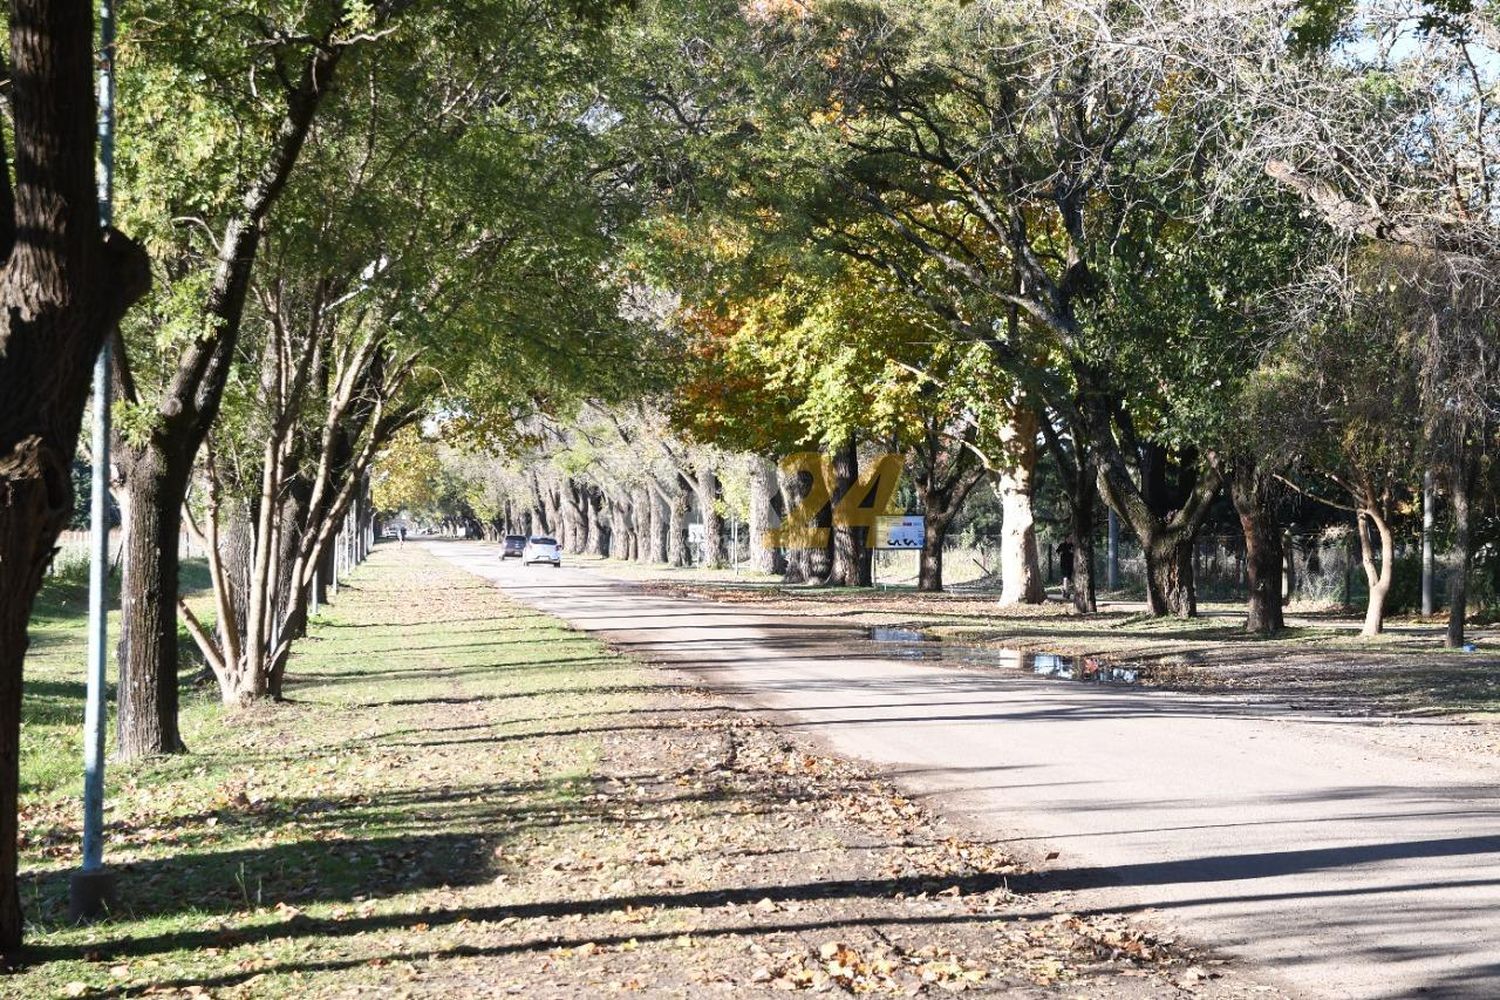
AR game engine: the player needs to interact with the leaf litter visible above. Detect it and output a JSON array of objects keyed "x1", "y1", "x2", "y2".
[{"x1": 15, "y1": 547, "x2": 1287, "y2": 998}]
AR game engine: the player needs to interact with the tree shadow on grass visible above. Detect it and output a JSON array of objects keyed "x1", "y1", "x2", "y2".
[
  {"x1": 20, "y1": 764, "x2": 842, "y2": 935},
  {"x1": 23, "y1": 829, "x2": 501, "y2": 932},
  {"x1": 28, "y1": 831, "x2": 1500, "y2": 995}
]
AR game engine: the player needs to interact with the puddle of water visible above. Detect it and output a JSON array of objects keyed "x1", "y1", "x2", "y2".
[
  {"x1": 869, "y1": 627, "x2": 927, "y2": 643},
  {"x1": 866, "y1": 626, "x2": 941, "y2": 660},
  {"x1": 864, "y1": 627, "x2": 1140, "y2": 685}
]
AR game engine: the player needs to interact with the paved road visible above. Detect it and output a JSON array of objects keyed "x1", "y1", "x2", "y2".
[{"x1": 429, "y1": 541, "x2": 1500, "y2": 999}]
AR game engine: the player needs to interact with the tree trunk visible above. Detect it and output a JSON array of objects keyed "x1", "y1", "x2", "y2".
[
  {"x1": 1282, "y1": 530, "x2": 1297, "y2": 606},
  {"x1": 1144, "y1": 532, "x2": 1196, "y2": 616},
  {"x1": 667, "y1": 481, "x2": 689, "y2": 567},
  {"x1": 1230, "y1": 465, "x2": 1284, "y2": 636},
  {"x1": 0, "y1": 560, "x2": 33, "y2": 954},
  {"x1": 1358, "y1": 510, "x2": 1394, "y2": 637},
  {"x1": 1446, "y1": 471, "x2": 1471, "y2": 649},
  {"x1": 117, "y1": 448, "x2": 189, "y2": 758},
  {"x1": 918, "y1": 512, "x2": 950, "y2": 592},
  {"x1": 749, "y1": 455, "x2": 781, "y2": 574},
  {"x1": 646, "y1": 488, "x2": 667, "y2": 563},
  {"x1": 0, "y1": 0, "x2": 153, "y2": 952},
  {"x1": 1069, "y1": 475, "x2": 1097, "y2": 614},
  {"x1": 631, "y1": 486, "x2": 653, "y2": 563},
  {"x1": 697, "y1": 466, "x2": 726, "y2": 568},
  {"x1": 586, "y1": 488, "x2": 609, "y2": 557},
  {"x1": 778, "y1": 462, "x2": 814, "y2": 584},
  {"x1": 562, "y1": 481, "x2": 585, "y2": 554},
  {"x1": 826, "y1": 434, "x2": 868, "y2": 586},
  {"x1": 996, "y1": 409, "x2": 1045, "y2": 604}
]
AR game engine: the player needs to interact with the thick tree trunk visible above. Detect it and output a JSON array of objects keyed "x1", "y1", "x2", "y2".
[
  {"x1": 667, "y1": 482, "x2": 689, "y2": 567},
  {"x1": 697, "y1": 466, "x2": 726, "y2": 568},
  {"x1": 749, "y1": 455, "x2": 781, "y2": 574},
  {"x1": 778, "y1": 463, "x2": 814, "y2": 584},
  {"x1": 997, "y1": 409, "x2": 1045, "y2": 605},
  {"x1": 1144, "y1": 532, "x2": 1196, "y2": 617},
  {"x1": 586, "y1": 488, "x2": 609, "y2": 557},
  {"x1": 918, "y1": 512, "x2": 950, "y2": 592},
  {"x1": 608, "y1": 498, "x2": 630, "y2": 559},
  {"x1": 117, "y1": 449, "x2": 189, "y2": 758},
  {"x1": 644, "y1": 488, "x2": 665, "y2": 563},
  {"x1": 636, "y1": 485, "x2": 654, "y2": 563},
  {"x1": 561, "y1": 481, "x2": 585, "y2": 554},
  {"x1": 826, "y1": 434, "x2": 868, "y2": 587},
  {"x1": 1230, "y1": 465, "x2": 1284, "y2": 636},
  {"x1": 1447, "y1": 472, "x2": 1471, "y2": 649},
  {"x1": 0, "y1": 561, "x2": 33, "y2": 953},
  {"x1": 0, "y1": 0, "x2": 152, "y2": 953}
]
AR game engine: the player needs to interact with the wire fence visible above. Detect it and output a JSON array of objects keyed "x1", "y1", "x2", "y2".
[{"x1": 50, "y1": 530, "x2": 202, "y2": 576}]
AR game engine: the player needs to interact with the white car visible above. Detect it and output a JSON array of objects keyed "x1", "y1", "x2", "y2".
[{"x1": 523, "y1": 536, "x2": 562, "y2": 567}]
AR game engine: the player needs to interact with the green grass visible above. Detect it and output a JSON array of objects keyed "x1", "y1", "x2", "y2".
[
  {"x1": 22, "y1": 559, "x2": 212, "y2": 800},
  {"x1": 11, "y1": 547, "x2": 648, "y2": 997}
]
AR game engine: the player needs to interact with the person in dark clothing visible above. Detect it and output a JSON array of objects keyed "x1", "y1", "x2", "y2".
[{"x1": 1057, "y1": 539, "x2": 1075, "y2": 599}]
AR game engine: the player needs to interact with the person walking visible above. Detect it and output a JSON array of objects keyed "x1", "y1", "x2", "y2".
[{"x1": 398, "y1": 522, "x2": 407, "y2": 547}]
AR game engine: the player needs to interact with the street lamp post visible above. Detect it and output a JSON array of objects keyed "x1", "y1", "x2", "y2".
[{"x1": 69, "y1": 0, "x2": 119, "y2": 922}]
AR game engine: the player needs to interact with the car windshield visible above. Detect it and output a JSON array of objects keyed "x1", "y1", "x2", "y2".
[
  {"x1": 505, "y1": 536, "x2": 525, "y2": 543},
  {"x1": 530, "y1": 537, "x2": 557, "y2": 546}
]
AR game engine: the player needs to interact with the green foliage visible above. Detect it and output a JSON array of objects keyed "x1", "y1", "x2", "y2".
[{"x1": 1287, "y1": 0, "x2": 1356, "y2": 52}]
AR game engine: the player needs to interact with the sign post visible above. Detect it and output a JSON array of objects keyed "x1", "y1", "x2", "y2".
[{"x1": 873, "y1": 515, "x2": 924, "y2": 588}]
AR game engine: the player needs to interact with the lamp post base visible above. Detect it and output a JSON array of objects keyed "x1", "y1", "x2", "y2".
[{"x1": 68, "y1": 868, "x2": 117, "y2": 923}]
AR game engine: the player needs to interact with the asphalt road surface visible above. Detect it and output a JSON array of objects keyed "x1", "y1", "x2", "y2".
[{"x1": 429, "y1": 540, "x2": 1500, "y2": 999}]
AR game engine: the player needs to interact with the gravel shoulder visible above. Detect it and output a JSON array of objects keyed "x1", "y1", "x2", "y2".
[{"x1": 570, "y1": 555, "x2": 1500, "y2": 723}]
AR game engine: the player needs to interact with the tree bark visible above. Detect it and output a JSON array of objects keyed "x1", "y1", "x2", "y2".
[
  {"x1": 608, "y1": 497, "x2": 630, "y2": 559},
  {"x1": 0, "y1": 0, "x2": 152, "y2": 952},
  {"x1": 1357, "y1": 509, "x2": 1395, "y2": 637},
  {"x1": 825, "y1": 434, "x2": 869, "y2": 587},
  {"x1": 1447, "y1": 468, "x2": 1472, "y2": 649},
  {"x1": 778, "y1": 462, "x2": 814, "y2": 584},
  {"x1": 697, "y1": 466, "x2": 726, "y2": 568},
  {"x1": 748, "y1": 454, "x2": 781, "y2": 574},
  {"x1": 918, "y1": 511, "x2": 950, "y2": 592},
  {"x1": 116, "y1": 450, "x2": 190, "y2": 756},
  {"x1": 1229, "y1": 464, "x2": 1284, "y2": 636},
  {"x1": 1069, "y1": 471, "x2": 1098, "y2": 614},
  {"x1": 667, "y1": 481, "x2": 690, "y2": 567},
  {"x1": 996, "y1": 409, "x2": 1044, "y2": 605},
  {"x1": 561, "y1": 481, "x2": 586, "y2": 554},
  {"x1": 1282, "y1": 530, "x2": 1297, "y2": 606},
  {"x1": 585, "y1": 487, "x2": 609, "y2": 557},
  {"x1": 1143, "y1": 532, "x2": 1197, "y2": 616}
]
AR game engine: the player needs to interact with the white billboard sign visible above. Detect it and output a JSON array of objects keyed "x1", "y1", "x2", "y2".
[{"x1": 874, "y1": 515, "x2": 924, "y2": 550}]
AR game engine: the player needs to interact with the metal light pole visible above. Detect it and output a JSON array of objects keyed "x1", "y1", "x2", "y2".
[
  {"x1": 69, "y1": 0, "x2": 119, "y2": 922},
  {"x1": 1421, "y1": 469, "x2": 1435, "y2": 617},
  {"x1": 1107, "y1": 509, "x2": 1120, "y2": 593}
]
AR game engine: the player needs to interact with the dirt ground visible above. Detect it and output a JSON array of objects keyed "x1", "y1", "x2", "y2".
[
  {"x1": 367, "y1": 682, "x2": 1292, "y2": 998},
  {"x1": 586, "y1": 562, "x2": 1500, "y2": 722}
]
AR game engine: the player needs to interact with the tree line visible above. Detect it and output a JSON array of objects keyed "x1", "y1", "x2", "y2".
[
  {"x1": 2, "y1": 0, "x2": 1497, "y2": 959},
  {"x1": 410, "y1": 0, "x2": 1498, "y2": 648}
]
